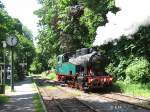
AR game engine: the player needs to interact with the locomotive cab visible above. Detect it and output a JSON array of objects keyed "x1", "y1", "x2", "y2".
[{"x1": 56, "y1": 54, "x2": 80, "y2": 82}]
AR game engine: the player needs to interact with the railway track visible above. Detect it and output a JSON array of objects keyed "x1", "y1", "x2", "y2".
[
  {"x1": 57, "y1": 82, "x2": 150, "y2": 112},
  {"x1": 58, "y1": 86, "x2": 150, "y2": 112},
  {"x1": 60, "y1": 79, "x2": 150, "y2": 110},
  {"x1": 34, "y1": 77, "x2": 150, "y2": 112},
  {"x1": 60, "y1": 81, "x2": 150, "y2": 111},
  {"x1": 57, "y1": 86, "x2": 103, "y2": 112},
  {"x1": 34, "y1": 78, "x2": 104, "y2": 112}
]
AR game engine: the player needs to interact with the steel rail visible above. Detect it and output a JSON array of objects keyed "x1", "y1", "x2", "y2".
[
  {"x1": 36, "y1": 79, "x2": 67, "y2": 112},
  {"x1": 57, "y1": 86, "x2": 104, "y2": 112},
  {"x1": 38, "y1": 78, "x2": 150, "y2": 111},
  {"x1": 32, "y1": 78, "x2": 48, "y2": 112},
  {"x1": 92, "y1": 92, "x2": 150, "y2": 111},
  {"x1": 37, "y1": 78, "x2": 104, "y2": 112},
  {"x1": 112, "y1": 93, "x2": 150, "y2": 102}
]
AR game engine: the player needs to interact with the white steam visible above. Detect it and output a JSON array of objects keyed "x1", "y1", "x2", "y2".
[{"x1": 93, "y1": 0, "x2": 150, "y2": 46}]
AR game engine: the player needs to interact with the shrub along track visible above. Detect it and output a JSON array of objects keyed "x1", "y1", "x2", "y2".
[{"x1": 34, "y1": 77, "x2": 104, "y2": 112}]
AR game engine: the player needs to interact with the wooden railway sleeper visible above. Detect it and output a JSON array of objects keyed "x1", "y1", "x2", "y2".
[
  {"x1": 74, "y1": 97, "x2": 104, "y2": 112},
  {"x1": 57, "y1": 86, "x2": 104, "y2": 112},
  {"x1": 52, "y1": 97, "x2": 67, "y2": 112}
]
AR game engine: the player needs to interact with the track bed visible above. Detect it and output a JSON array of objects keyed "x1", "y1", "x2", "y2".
[{"x1": 33, "y1": 76, "x2": 150, "y2": 112}]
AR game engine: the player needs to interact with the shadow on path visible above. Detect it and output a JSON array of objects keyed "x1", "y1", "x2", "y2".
[{"x1": 0, "y1": 76, "x2": 36, "y2": 112}]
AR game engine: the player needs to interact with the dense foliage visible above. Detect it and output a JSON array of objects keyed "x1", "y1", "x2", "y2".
[
  {"x1": 125, "y1": 57, "x2": 150, "y2": 83},
  {"x1": 34, "y1": 0, "x2": 150, "y2": 84},
  {"x1": 34, "y1": 0, "x2": 117, "y2": 72},
  {"x1": 0, "y1": 1, "x2": 35, "y2": 80},
  {"x1": 104, "y1": 26, "x2": 150, "y2": 83}
]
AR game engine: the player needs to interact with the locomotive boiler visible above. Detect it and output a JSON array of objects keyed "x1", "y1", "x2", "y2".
[{"x1": 56, "y1": 48, "x2": 112, "y2": 90}]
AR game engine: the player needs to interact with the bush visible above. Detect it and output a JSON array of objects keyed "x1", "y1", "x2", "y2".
[
  {"x1": 125, "y1": 57, "x2": 150, "y2": 83},
  {"x1": 48, "y1": 55, "x2": 57, "y2": 68},
  {"x1": 115, "y1": 81, "x2": 150, "y2": 98},
  {"x1": 106, "y1": 56, "x2": 133, "y2": 81},
  {"x1": 0, "y1": 94, "x2": 9, "y2": 104},
  {"x1": 106, "y1": 63, "x2": 118, "y2": 81},
  {"x1": 0, "y1": 84, "x2": 5, "y2": 94},
  {"x1": 30, "y1": 58, "x2": 42, "y2": 74}
]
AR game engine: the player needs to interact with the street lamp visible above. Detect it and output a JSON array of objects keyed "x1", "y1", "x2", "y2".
[{"x1": 6, "y1": 36, "x2": 18, "y2": 92}]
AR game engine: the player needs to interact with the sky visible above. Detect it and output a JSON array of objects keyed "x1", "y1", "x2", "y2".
[{"x1": 1, "y1": 0, "x2": 41, "y2": 38}]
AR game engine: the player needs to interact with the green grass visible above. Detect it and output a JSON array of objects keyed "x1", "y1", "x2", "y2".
[
  {"x1": 46, "y1": 72, "x2": 56, "y2": 80},
  {"x1": 31, "y1": 75, "x2": 45, "y2": 112},
  {"x1": 114, "y1": 81, "x2": 150, "y2": 99},
  {"x1": 5, "y1": 85, "x2": 11, "y2": 92},
  {"x1": 0, "y1": 94, "x2": 9, "y2": 104},
  {"x1": 47, "y1": 85, "x2": 57, "y2": 90},
  {"x1": 72, "y1": 91, "x2": 82, "y2": 96},
  {"x1": 39, "y1": 70, "x2": 57, "y2": 81},
  {"x1": 33, "y1": 93, "x2": 45, "y2": 112},
  {"x1": 31, "y1": 70, "x2": 57, "y2": 81}
]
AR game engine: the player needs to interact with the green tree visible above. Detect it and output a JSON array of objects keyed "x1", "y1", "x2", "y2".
[
  {"x1": 34, "y1": 0, "x2": 117, "y2": 72},
  {"x1": 0, "y1": 1, "x2": 35, "y2": 80},
  {"x1": 104, "y1": 26, "x2": 150, "y2": 83},
  {"x1": 22, "y1": 26, "x2": 33, "y2": 40},
  {"x1": 125, "y1": 57, "x2": 150, "y2": 83}
]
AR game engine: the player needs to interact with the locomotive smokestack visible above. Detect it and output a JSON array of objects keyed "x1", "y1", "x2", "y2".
[{"x1": 93, "y1": 0, "x2": 150, "y2": 46}]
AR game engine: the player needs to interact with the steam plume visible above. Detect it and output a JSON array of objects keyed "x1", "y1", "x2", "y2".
[{"x1": 93, "y1": 0, "x2": 150, "y2": 46}]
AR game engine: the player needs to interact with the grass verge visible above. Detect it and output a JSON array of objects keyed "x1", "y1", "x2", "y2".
[
  {"x1": 0, "y1": 94, "x2": 9, "y2": 104},
  {"x1": 40, "y1": 71, "x2": 56, "y2": 81},
  {"x1": 47, "y1": 85, "x2": 57, "y2": 90},
  {"x1": 113, "y1": 81, "x2": 150, "y2": 99},
  {"x1": 33, "y1": 93, "x2": 45, "y2": 112},
  {"x1": 30, "y1": 75, "x2": 45, "y2": 112},
  {"x1": 46, "y1": 72, "x2": 56, "y2": 80}
]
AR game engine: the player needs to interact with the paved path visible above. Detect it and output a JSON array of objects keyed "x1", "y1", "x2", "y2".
[{"x1": 0, "y1": 76, "x2": 37, "y2": 112}]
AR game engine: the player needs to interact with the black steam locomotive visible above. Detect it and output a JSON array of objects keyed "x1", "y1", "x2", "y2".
[{"x1": 56, "y1": 48, "x2": 112, "y2": 90}]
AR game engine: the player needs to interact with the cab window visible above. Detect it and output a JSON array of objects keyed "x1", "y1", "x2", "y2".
[{"x1": 57, "y1": 55, "x2": 63, "y2": 64}]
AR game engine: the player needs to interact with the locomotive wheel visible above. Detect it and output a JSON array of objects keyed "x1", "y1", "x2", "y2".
[
  {"x1": 68, "y1": 81, "x2": 72, "y2": 87},
  {"x1": 70, "y1": 83, "x2": 74, "y2": 88},
  {"x1": 75, "y1": 82, "x2": 79, "y2": 89},
  {"x1": 79, "y1": 84, "x2": 84, "y2": 91},
  {"x1": 56, "y1": 75, "x2": 60, "y2": 81}
]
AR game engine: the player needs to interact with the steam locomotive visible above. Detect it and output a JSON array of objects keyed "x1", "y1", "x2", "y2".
[{"x1": 56, "y1": 48, "x2": 112, "y2": 90}]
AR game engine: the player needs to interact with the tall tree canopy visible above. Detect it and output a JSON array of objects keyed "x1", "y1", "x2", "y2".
[
  {"x1": 0, "y1": 1, "x2": 35, "y2": 80},
  {"x1": 34, "y1": 0, "x2": 117, "y2": 71},
  {"x1": 34, "y1": 0, "x2": 150, "y2": 83}
]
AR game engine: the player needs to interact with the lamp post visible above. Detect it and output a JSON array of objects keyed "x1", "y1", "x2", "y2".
[{"x1": 6, "y1": 36, "x2": 18, "y2": 92}]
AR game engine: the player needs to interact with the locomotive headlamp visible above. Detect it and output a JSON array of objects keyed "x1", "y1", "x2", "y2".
[
  {"x1": 88, "y1": 78, "x2": 93, "y2": 83},
  {"x1": 103, "y1": 78, "x2": 106, "y2": 82},
  {"x1": 109, "y1": 77, "x2": 113, "y2": 81}
]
